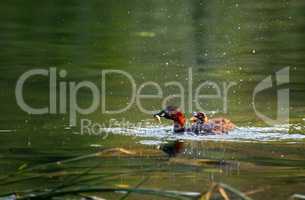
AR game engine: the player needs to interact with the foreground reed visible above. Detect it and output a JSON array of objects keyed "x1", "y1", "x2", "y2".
[{"x1": 0, "y1": 148, "x2": 303, "y2": 200}]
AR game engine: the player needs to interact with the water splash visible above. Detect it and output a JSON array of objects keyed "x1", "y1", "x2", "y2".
[{"x1": 103, "y1": 124, "x2": 305, "y2": 143}]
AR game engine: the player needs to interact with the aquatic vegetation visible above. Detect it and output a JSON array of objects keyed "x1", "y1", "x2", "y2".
[
  {"x1": 0, "y1": 155, "x2": 243, "y2": 200},
  {"x1": 1, "y1": 148, "x2": 304, "y2": 200}
]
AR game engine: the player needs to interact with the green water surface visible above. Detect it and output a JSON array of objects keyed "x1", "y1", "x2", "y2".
[{"x1": 0, "y1": 0, "x2": 305, "y2": 199}]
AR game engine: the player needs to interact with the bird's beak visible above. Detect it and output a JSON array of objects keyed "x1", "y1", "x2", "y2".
[
  {"x1": 154, "y1": 115, "x2": 161, "y2": 123},
  {"x1": 154, "y1": 110, "x2": 165, "y2": 123}
]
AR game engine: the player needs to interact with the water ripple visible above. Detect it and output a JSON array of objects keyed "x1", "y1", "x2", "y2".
[{"x1": 103, "y1": 124, "x2": 305, "y2": 143}]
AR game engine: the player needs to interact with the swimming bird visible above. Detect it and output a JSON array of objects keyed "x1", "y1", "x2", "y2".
[
  {"x1": 190, "y1": 112, "x2": 235, "y2": 135},
  {"x1": 153, "y1": 106, "x2": 186, "y2": 133},
  {"x1": 154, "y1": 107, "x2": 235, "y2": 135}
]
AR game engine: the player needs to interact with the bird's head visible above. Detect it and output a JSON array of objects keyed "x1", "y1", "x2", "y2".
[
  {"x1": 153, "y1": 106, "x2": 179, "y2": 122},
  {"x1": 191, "y1": 112, "x2": 208, "y2": 123}
]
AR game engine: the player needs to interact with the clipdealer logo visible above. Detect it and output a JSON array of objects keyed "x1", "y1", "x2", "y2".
[
  {"x1": 15, "y1": 67, "x2": 290, "y2": 127},
  {"x1": 252, "y1": 67, "x2": 290, "y2": 126},
  {"x1": 15, "y1": 68, "x2": 237, "y2": 126}
]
